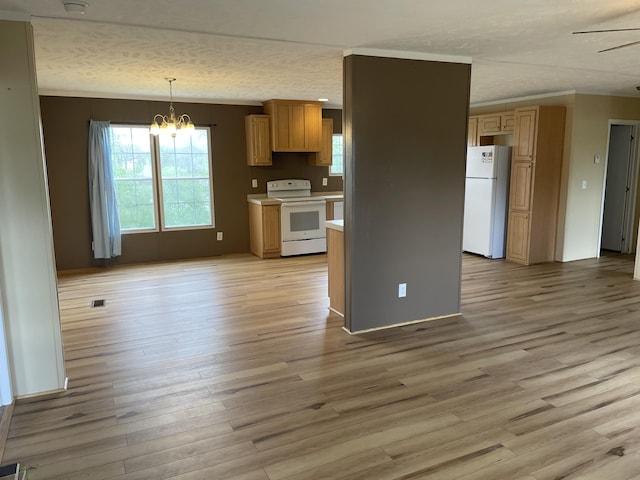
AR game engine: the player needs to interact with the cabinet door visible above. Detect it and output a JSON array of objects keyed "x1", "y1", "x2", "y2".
[
  {"x1": 304, "y1": 103, "x2": 322, "y2": 151},
  {"x1": 513, "y1": 108, "x2": 537, "y2": 160},
  {"x1": 269, "y1": 102, "x2": 290, "y2": 151},
  {"x1": 245, "y1": 115, "x2": 272, "y2": 166},
  {"x1": 501, "y1": 113, "x2": 515, "y2": 133},
  {"x1": 509, "y1": 161, "x2": 533, "y2": 211},
  {"x1": 262, "y1": 205, "x2": 281, "y2": 253},
  {"x1": 506, "y1": 211, "x2": 530, "y2": 264},
  {"x1": 468, "y1": 117, "x2": 478, "y2": 146},
  {"x1": 309, "y1": 118, "x2": 333, "y2": 166},
  {"x1": 478, "y1": 114, "x2": 502, "y2": 135},
  {"x1": 289, "y1": 103, "x2": 306, "y2": 150}
]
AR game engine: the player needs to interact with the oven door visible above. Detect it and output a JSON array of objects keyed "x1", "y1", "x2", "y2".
[{"x1": 280, "y1": 200, "x2": 327, "y2": 242}]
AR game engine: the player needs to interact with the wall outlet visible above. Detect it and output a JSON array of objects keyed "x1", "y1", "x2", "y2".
[
  {"x1": 582, "y1": 180, "x2": 587, "y2": 190},
  {"x1": 322, "y1": 177, "x2": 328, "y2": 186},
  {"x1": 398, "y1": 283, "x2": 407, "y2": 298},
  {"x1": 594, "y1": 154, "x2": 601, "y2": 164},
  {"x1": 217, "y1": 232, "x2": 223, "y2": 241},
  {"x1": 251, "y1": 179, "x2": 258, "y2": 188}
]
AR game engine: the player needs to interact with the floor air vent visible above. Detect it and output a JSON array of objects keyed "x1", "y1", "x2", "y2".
[{"x1": 91, "y1": 299, "x2": 105, "y2": 308}]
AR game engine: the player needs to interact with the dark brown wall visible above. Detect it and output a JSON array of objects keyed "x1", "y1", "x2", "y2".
[
  {"x1": 41, "y1": 96, "x2": 343, "y2": 270},
  {"x1": 343, "y1": 55, "x2": 471, "y2": 332}
]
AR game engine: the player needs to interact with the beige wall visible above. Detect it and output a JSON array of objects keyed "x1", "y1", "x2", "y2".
[
  {"x1": 565, "y1": 95, "x2": 640, "y2": 261},
  {"x1": 472, "y1": 93, "x2": 640, "y2": 262}
]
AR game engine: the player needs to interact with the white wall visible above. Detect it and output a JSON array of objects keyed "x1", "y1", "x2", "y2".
[{"x1": 0, "y1": 19, "x2": 66, "y2": 396}]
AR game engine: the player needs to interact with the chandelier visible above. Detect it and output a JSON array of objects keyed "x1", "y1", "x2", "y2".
[{"x1": 150, "y1": 78, "x2": 194, "y2": 137}]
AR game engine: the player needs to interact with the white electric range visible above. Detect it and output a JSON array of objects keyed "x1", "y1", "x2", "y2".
[{"x1": 267, "y1": 179, "x2": 327, "y2": 256}]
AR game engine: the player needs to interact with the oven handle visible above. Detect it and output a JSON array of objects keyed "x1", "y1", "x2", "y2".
[{"x1": 280, "y1": 200, "x2": 326, "y2": 208}]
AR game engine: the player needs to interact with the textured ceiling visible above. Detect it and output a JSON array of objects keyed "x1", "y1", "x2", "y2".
[{"x1": 3, "y1": 0, "x2": 640, "y2": 107}]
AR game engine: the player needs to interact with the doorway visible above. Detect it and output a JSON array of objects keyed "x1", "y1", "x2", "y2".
[{"x1": 600, "y1": 123, "x2": 640, "y2": 255}]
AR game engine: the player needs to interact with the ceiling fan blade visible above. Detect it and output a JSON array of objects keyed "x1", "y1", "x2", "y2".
[
  {"x1": 573, "y1": 27, "x2": 640, "y2": 34},
  {"x1": 598, "y1": 39, "x2": 640, "y2": 52}
]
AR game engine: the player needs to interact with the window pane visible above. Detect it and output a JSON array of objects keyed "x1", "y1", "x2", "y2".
[
  {"x1": 175, "y1": 154, "x2": 194, "y2": 178},
  {"x1": 158, "y1": 128, "x2": 214, "y2": 229},
  {"x1": 135, "y1": 180, "x2": 154, "y2": 205},
  {"x1": 111, "y1": 126, "x2": 157, "y2": 231},
  {"x1": 161, "y1": 152, "x2": 177, "y2": 178},
  {"x1": 192, "y1": 154, "x2": 209, "y2": 176},
  {"x1": 330, "y1": 134, "x2": 344, "y2": 176},
  {"x1": 134, "y1": 154, "x2": 153, "y2": 179}
]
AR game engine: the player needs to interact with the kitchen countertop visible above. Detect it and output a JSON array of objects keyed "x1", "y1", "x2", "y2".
[
  {"x1": 247, "y1": 192, "x2": 343, "y2": 205},
  {"x1": 325, "y1": 219, "x2": 344, "y2": 232}
]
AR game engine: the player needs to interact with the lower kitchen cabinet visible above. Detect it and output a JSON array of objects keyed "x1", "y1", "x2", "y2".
[{"x1": 248, "y1": 202, "x2": 281, "y2": 258}]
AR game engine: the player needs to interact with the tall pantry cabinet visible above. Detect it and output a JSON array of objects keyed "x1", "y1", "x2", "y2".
[{"x1": 506, "y1": 105, "x2": 566, "y2": 265}]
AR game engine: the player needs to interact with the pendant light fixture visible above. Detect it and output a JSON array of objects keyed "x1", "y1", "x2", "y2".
[{"x1": 150, "y1": 78, "x2": 194, "y2": 137}]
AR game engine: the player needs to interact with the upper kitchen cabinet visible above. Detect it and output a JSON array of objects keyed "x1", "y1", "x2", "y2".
[
  {"x1": 506, "y1": 105, "x2": 566, "y2": 265},
  {"x1": 308, "y1": 118, "x2": 334, "y2": 166},
  {"x1": 478, "y1": 111, "x2": 515, "y2": 136},
  {"x1": 245, "y1": 114, "x2": 272, "y2": 166},
  {"x1": 263, "y1": 100, "x2": 323, "y2": 152}
]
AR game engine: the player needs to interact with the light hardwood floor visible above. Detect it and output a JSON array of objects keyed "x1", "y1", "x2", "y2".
[{"x1": 5, "y1": 252, "x2": 640, "y2": 479}]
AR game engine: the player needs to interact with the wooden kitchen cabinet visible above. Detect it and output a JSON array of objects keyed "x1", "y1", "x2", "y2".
[
  {"x1": 263, "y1": 100, "x2": 323, "y2": 152},
  {"x1": 309, "y1": 118, "x2": 334, "y2": 166},
  {"x1": 506, "y1": 105, "x2": 566, "y2": 265},
  {"x1": 478, "y1": 111, "x2": 515, "y2": 136},
  {"x1": 512, "y1": 108, "x2": 537, "y2": 160},
  {"x1": 248, "y1": 202, "x2": 281, "y2": 258},
  {"x1": 468, "y1": 116, "x2": 479, "y2": 146},
  {"x1": 245, "y1": 115, "x2": 272, "y2": 166},
  {"x1": 509, "y1": 161, "x2": 533, "y2": 211},
  {"x1": 506, "y1": 211, "x2": 530, "y2": 263}
]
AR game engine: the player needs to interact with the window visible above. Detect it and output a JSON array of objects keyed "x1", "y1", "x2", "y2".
[
  {"x1": 330, "y1": 134, "x2": 343, "y2": 176},
  {"x1": 111, "y1": 126, "x2": 214, "y2": 232}
]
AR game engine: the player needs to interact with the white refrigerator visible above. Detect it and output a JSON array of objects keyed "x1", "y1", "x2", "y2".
[{"x1": 463, "y1": 145, "x2": 512, "y2": 259}]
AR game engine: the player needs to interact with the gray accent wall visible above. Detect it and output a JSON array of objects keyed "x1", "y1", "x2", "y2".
[{"x1": 343, "y1": 54, "x2": 471, "y2": 332}]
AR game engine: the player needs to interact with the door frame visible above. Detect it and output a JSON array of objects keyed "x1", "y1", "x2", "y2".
[{"x1": 597, "y1": 120, "x2": 640, "y2": 256}]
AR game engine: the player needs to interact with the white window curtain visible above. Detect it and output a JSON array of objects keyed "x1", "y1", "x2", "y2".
[{"x1": 88, "y1": 120, "x2": 121, "y2": 259}]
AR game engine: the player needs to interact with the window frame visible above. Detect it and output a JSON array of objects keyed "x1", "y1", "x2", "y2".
[{"x1": 111, "y1": 124, "x2": 215, "y2": 234}]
